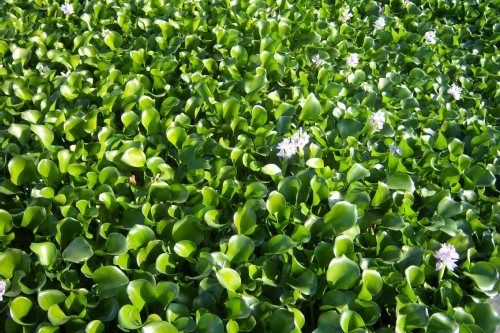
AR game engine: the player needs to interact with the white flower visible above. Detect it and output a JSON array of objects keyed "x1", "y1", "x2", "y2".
[
  {"x1": 340, "y1": 8, "x2": 353, "y2": 22},
  {"x1": 389, "y1": 143, "x2": 402, "y2": 157},
  {"x1": 0, "y1": 281, "x2": 6, "y2": 301},
  {"x1": 435, "y1": 261, "x2": 444, "y2": 270},
  {"x1": 101, "y1": 29, "x2": 110, "y2": 37},
  {"x1": 60, "y1": 70, "x2": 70, "y2": 76},
  {"x1": 61, "y1": 3, "x2": 74, "y2": 15},
  {"x1": 374, "y1": 17, "x2": 385, "y2": 30},
  {"x1": 447, "y1": 83, "x2": 462, "y2": 100},
  {"x1": 277, "y1": 137, "x2": 298, "y2": 158},
  {"x1": 346, "y1": 53, "x2": 359, "y2": 67},
  {"x1": 434, "y1": 243, "x2": 459, "y2": 271},
  {"x1": 472, "y1": 49, "x2": 479, "y2": 55},
  {"x1": 39, "y1": 65, "x2": 50, "y2": 76},
  {"x1": 424, "y1": 31, "x2": 436, "y2": 44},
  {"x1": 370, "y1": 111, "x2": 385, "y2": 131},
  {"x1": 291, "y1": 127, "x2": 310, "y2": 150},
  {"x1": 311, "y1": 55, "x2": 324, "y2": 66},
  {"x1": 378, "y1": 6, "x2": 384, "y2": 15}
]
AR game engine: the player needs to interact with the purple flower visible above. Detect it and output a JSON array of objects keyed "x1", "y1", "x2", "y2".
[{"x1": 434, "y1": 243, "x2": 459, "y2": 271}]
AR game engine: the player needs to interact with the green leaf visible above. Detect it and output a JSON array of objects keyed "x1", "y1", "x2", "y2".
[
  {"x1": 216, "y1": 268, "x2": 241, "y2": 292},
  {"x1": 327, "y1": 255, "x2": 360, "y2": 290},
  {"x1": 267, "y1": 234, "x2": 294, "y2": 254},
  {"x1": 0, "y1": 248, "x2": 31, "y2": 278},
  {"x1": 30, "y1": 242, "x2": 59, "y2": 269},
  {"x1": 340, "y1": 310, "x2": 365, "y2": 332},
  {"x1": 127, "y1": 225, "x2": 155, "y2": 250},
  {"x1": 226, "y1": 234, "x2": 255, "y2": 264},
  {"x1": 270, "y1": 309, "x2": 295, "y2": 333},
  {"x1": 225, "y1": 298, "x2": 251, "y2": 320},
  {"x1": 426, "y1": 313, "x2": 459, "y2": 333},
  {"x1": 324, "y1": 201, "x2": 358, "y2": 234},
  {"x1": 437, "y1": 197, "x2": 463, "y2": 218},
  {"x1": 300, "y1": 93, "x2": 321, "y2": 120},
  {"x1": 142, "y1": 322, "x2": 178, "y2": 333},
  {"x1": 198, "y1": 313, "x2": 224, "y2": 333},
  {"x1": 387, "y1": 174, "x2": 415, "y2": 192},
  {"x1": 267, "y1": 191, "x2": 286, "y2": 214},
  {"x1": 334, "y1": 235, "x2": 354, "y2": 257},
  {"x1": 156, "y1": 282, "x2": 179, "y2": 307},
  {"x1": 38, "y1": 290, "x2": 66, "y2": 311},
  {"x1": 347, "y1": 163, "x2": 370, "y2": 183},
  {"x1": 468, "y1": 303, "x2": 500, "y2": 333},
  {"x1": 10, "y1": 296, "x2": 35, "y2": 326},
  {"x1": 362, "y1": 270, "x2": 383, "y2": 295},
  {"x1": 127, "y1": 279, "x2": 156, "y2": 310},
  {"x1": 121, "y1": 148, "x2": 146, "y2": 167},
  {"x1": 92, "y1": 266, "x2": 129, "y2": 296},
  {"x1": 62, "y1": 237, "x2": 93, "y2": 262},
  {"x1": 464, "y1": 262, "x2": 498, "y2": 292},
  {"x1": 172, "y1": 216, "x2": 204, "y2": 245},
  {"x1": 8, "y1": 155, "x2": 36, "y2": 185},
  {"x1": 234, "y1": 207, "x2": 257, "y2": 235}
]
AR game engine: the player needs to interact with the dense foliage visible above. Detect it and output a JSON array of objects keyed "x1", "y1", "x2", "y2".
[{"x1": 1, "y1": 0, "x2": 500, "y2": 332}]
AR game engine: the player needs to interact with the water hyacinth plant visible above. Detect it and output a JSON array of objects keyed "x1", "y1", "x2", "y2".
[{"x1": 0, "y1": 0, "x2": 500, "y2": 331}]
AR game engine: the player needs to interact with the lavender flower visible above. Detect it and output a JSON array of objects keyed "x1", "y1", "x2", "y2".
[
  {"x1": 447, "y1": 83, "x2": 462, "y2": 100},
  {"x1": 346, "y1": 53, "x2": 359, "y2": 67},
  {"x1": 277, "y1": 137, "x2": 298, "y2": 158},
  {"x1": 374, "y1": 17, "x2": 386, "y2": 30},
  {"x1": 0, "y1": 281, "x2": 6, "y2": 301},
  {"x1": 291, "y1": 127, "x2": 310, "y2": 150},
  {"x1": 370, "y1": 111, "x2": 386, "y2": 131},
  {"x1": 39, "y1": 65, "x2": 50, "y2": 76},
  {"x1": 424, "y1": 31, "x2": 436, "y2": 44},
  {"x1": 311, "y1": 55, "x2": 324, "y2": 66},
  {"x1": 389, "y1": 143, "x2": 402, "y2": 157},
  {"x1": 61, "y1": 3, "x2": 74, "y2": 15},
  {"x1": 340, "y1": 8, "x2": 353, "y2": 22},
  {"x1": 434, "y1": 243, "x2": 459, "y2": 271}
]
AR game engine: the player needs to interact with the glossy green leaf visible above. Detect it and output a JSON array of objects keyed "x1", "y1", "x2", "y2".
[
  {"x1": 327, "y1": 255, "x2": 360, "y2": 290},
  {"x1": 62, "y1": 237, "x2": 93, "y2": 262},
  {"x1": 300, "y1": 93, "x2": 321, "y2": 121},
  {"x1": 216, "y1": 268, "x2": 241, "y2": 292},
  {"x1": 324, "y1": 201, "x2": 358, "y2": 234},
  {"x1": 8, "y1": 155, "x2": 36, "y2": 185}
]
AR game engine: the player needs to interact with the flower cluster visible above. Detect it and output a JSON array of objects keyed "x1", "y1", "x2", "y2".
[
  {"x1": 434, "y1": 243, "x2": 459, "y2": 271},
  {"x1": 424, "y1": 31, "x2": 436, "y2": 44},
  {"x1": 311, "y1": 55, "x2": 324, "y2": 66},
  {"x1": 61, "y1": 3, "x2": 74, "y2": 15},
  {"x1": 340, "y1": 8, "x2": 353, "y2": 22},
  {"x1": 370, "y1": 111, "x2": 385, "y2": 131},
  {"x1": 0, "y1": 281, "x2": 6, "y2": 301},
  {"x1": 374, "y1": 17, "x2": 385, "y2": 30},
  {"x1": 448, "y1": 83, "x2": 462, "y2": 100},
  {"x1": 389, "y1": 143, "x2": 402, "y2": 157},
  {"x1": 346, "y1": 53, "x2": 359, "y2": 67},
  {"x1": 277, "y1": 128, "x2": 310, "y2": 158},
  {"x1": 39, "y1": 65, "x2": 50, "y2": 76}
]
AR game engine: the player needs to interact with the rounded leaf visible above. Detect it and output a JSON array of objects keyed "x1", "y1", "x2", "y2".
[
  {"x1": 267, "y1": 234, "x2": 294, "y2": 254},
  {"x1": 326, "y1": 255, "x2": 360, "y2": 290},
  {"x1": 216, "y1": 268, "x2": 241, "y2": 292},
  {"x1": 121, "y1": 148, "x2": 146, "y2": 167},
  {"x1": 8, "y1": 155, "x2": 36, "y2": 185},
  {"x1": 266, "y1": 191, "x2": 286, "y2": 214},
  {"x1": 324, "y1": 201, "x2": 358, "y2": 234},
  {"x1": 198, "y1": 313, "x2": 224, "y2": 333},
  {"x1": 340, "y1": 310, "x2": 365, "y2": 333}
]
